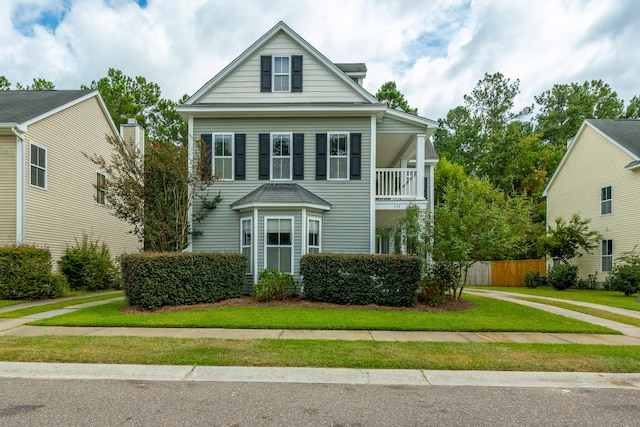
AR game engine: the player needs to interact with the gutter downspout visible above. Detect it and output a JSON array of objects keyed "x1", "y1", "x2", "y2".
[{"x1": 11, "y1": 125, "x2": 26, "y2": 244}]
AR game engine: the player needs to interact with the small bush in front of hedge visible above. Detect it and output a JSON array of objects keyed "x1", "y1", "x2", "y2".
[
  {"x1": 300, "y1": 253, "x2": 421, "y2": 307},
  {"x1": 524, "y1": 270, "x2": 546, "y2": 288},
  {"x1": 59, "y1": 233, "x2": 121, "y2": 291},
  {"x1": 121, "y1": 251, "x2": 247, "y2": 310},
  {"x1": 254, "y1": 269, "x2": 296, "y2": 302},
  {"x1": 547, "y1": 264, "x2": 578, "y2": 290},
  {"x1": 0, "y1": 245, "x2": 67, "y2": 300}
]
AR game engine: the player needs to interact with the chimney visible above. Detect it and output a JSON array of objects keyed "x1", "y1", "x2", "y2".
[{"x1": 120, "y1": 118, "x2": 145, "y2": 153}]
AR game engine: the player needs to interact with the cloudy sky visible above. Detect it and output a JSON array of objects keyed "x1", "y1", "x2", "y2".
[{"x1": 1, "y1": 0, "x2": 638, "y2": 120}]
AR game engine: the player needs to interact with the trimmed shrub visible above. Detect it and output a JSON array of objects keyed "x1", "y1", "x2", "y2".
[
  {"x1": 547, "y1": 264, "x2": 578, "y2": 291},
  {"x1": 524, "y1": 270, "x2": 545, "y2": 288},
  {"x1": 254, "y1": 269, "x2": 296, "y2": 302},
  {"x1": 59, "y1": 233, "x2": 121, "y2": 291},
  {"x1": 121, "y1": 251, "x2": 247, "y2": 310},
  {"x1": 575, "y1": 272, "x2": 599, "y2": 290},
  {"x1": 300, "y1": 253, "x2": 421, "y2": 307},
  {"x1": 605, "y1": 249, "x2": 640, "y2": 296},
  {"x1": 0, "y1": 245, "x2": 67, "y2": 300}
]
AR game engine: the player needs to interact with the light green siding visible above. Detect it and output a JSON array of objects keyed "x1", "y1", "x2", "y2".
[{"x1": 192, "y1": 116, "x2": 372, "y2": 283}]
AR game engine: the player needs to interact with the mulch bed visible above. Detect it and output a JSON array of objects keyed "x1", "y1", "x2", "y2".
[{"x1": 121, "y1": 295, "x2": 475, "y2": 315}]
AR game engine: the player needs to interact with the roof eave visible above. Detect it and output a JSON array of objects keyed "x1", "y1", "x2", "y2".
[
  {"x1": 177, "y1": 104, "x2": 388, "y2": 120},
  {"x1": 231, "y1": 201, "x2": 331, "y2": 211}
]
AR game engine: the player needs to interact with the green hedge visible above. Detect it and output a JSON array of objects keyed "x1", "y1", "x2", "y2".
[
  {"x1": 0, "y1": 245, "x2": 67, "y2": 300},
  {"x1": 121, "y1": 251, "x2": 247, "y2": 310},
  {"x1": 300, "y1": 253, "x2": 422, "y2": 307}
]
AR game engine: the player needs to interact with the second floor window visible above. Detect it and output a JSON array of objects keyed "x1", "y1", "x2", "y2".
[
  {"x1": 214, "y1": 134, "x2": 233, "y2": 180},
  {"x1": 272, "y1": 133, "x2": 292, "y2": 180},
  {"x1": 273, "y1": 56, "x2": 290, "y2": 92},
  {"x1": 96, "y1": 172, "x2": 106, "y2": 205},
  {"x1": 30, "y1": 143, "x2": 47, "y2": 189},
  {"x1": 328, "y1": 133, "x2": 349, "y2": 180},
  {"x1": 601, "y1": 185, "x2": 612, "y2": 215}
]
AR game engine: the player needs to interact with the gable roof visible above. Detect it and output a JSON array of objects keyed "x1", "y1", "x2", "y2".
[
  {"x1": 185, "y1": 21, "x2": 378, "y2": 105},
  {"x1": 543, "y1": 119, "x2": 640, "y2": 196},
  {"x1": 231, "y1": 183, "x2": 331, "y2": 211}
]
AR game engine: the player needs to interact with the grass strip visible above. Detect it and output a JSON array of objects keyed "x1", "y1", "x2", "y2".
[
  {"x1": 0, "y1": 300, "x2": 25, "y2": 309},
  {"x1": 0, "y1": 336, "x2": 639, "y2": 372},
  {"x1": 0, "y1": 292, "x2": 124, "y2": 319},
  {"x1": 518, "y1": 297, "x2": 640, "y2": 327},
  {"x1": 30, "y1": 295, "x2": 617, "y2": 334},
  {"x1": 472, "y1": 286, "x2": 640, "y2": 311}
]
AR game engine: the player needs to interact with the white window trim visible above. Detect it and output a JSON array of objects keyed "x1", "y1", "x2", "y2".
[
  {"x1": 600, "y1": 185, "x2": 612, "y2": 215},
  {"x1": 96, "y1": 171, "x2": 107, "y2": 206},
  {"x1": 270, "y1": 132, "x2": 293, "y2": 181},
  {"x1": 327, "y1": 132, "x2": 350, "y2": 181},
  {"x1": 601, "y1": 239, "x2": 613, "y2": 272},
  {"x1": 307, "y1": 216, "x2": 322, "y2": 254},
  {"x1": 29, "y1": 142, "x2": 47, "y2": 190},
  {"x1": 240, "y1": 216, "x2": 253, "y2": 275},
  {"x1": 272, "y1": 55, "x2": 291, "y2": 93},
  {"x1": 264, "y1": 216, "x2": 295, "y2": 274},
  {"x1": 213, "y1": 132, "x2": 234, "y2": 181}
]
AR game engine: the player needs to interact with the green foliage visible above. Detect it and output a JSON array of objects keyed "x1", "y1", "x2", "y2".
[
  {"x1": 419, "y1": 265, "x2": 449, "y2": 306},
  {"x1": 253, "y1": 269, "x2": 296, "y2": 302},
  {"x1": 524, "y1": 270, "x2": 546, "y2": 288},
  {"x1": 546, "y1": 264, "x2": 578, "y2": 291},
  {"x1": 121, "y1": 252, "x2": 247, "y2": 310},
  {"x1": 605, "y1": 248, "x2": 640, "y2": 296},
  {"x1": 375, "y1": 81, "x2": 417, "y2": 114},
  {"x1": 59, "y1": 233, "x2": 120, "y2": 291},
  {"x1": 300, "y1": 253, "x2": 422, "y2": 307},
  {"x1": 15, "y1": 78, "x2": 56, "y2": 90},
  {"x1": 0, "y1": 246, "x2": 66, "y2": 300},
  {"x1": 575, "y1": 272, "x2": 599, "y2": 290},
  {"x1": 542, "y1": 213, "x2": 602, "y2": 265},
  {"x1": 0, "y1": 75, "x2": 11, "y2": 90}
]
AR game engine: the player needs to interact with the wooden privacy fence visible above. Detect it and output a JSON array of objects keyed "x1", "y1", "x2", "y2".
[{"x1": 466, "y1": 259, "x2": 546, "y2": 287}]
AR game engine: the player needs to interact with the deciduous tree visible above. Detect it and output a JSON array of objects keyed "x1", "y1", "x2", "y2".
[{"x1": 542, "y1": 213, "x2": 602, "y2": 265}]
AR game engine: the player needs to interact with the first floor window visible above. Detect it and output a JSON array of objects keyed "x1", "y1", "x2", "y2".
[
  {"x1": 266, "y1": 217, "x2": 293, "y2": 273},
  {"x1": 214, "y1": 133, "x2": 233, "y2": 180},
  {"x1": 328, "y1": 132, "x2": 348, "y2": 180},
  {"x1": 601, "y1": 239, "x2": 613, "y2": 272},
  {"x1": 272, "y1": 133, "x2": 292, "y2": 180},
  {"x1": 96, "y1": 172, "x2": 106, "y2": 205},
  {"x1": 601, "y1": 185, "x2": 612, "y2": 215},
  {"x1": 241, "y1": 217, "x2": 252, "y2": 274},
  {"x1": 307, "y1": 218, "x2": 321, "y2": 253},
  {"x1": 30, "y1": 143, "x2": 46, "y2": 189}
]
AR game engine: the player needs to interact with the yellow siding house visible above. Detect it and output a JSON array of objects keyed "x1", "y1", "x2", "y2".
[
  {"x1": 0, "y1": 90, "x2": 142, "y2": 267},
  {"x1": 543, "y1": 119, "x2": 640, "y2": 280}
]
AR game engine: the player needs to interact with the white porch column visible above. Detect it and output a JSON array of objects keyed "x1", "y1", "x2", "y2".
[
  {"x1": 186, "y1": 116, "x2": 195, "y2": 252},
  {"x1": 416, "y1": 134, "x2": 425, "y2": 200},
  {"x1": 370, "y1": 115, "x2": 377, "y2": 254}
]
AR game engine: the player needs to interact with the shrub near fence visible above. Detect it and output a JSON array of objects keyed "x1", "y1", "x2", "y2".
[
  {"x1": 0, "y1": 245, "x2": 66, "y2": 300},
  {"x1": 121, "y1": 252, "x2": 247, "y2": 310},
  {"x1": 300, "y1": 253, "x2": 422, "y2": 307}
]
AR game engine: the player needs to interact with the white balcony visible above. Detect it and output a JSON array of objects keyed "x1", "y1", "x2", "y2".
[{"x1": 376, "y1": 168, "x2": 418, "y2": 199}]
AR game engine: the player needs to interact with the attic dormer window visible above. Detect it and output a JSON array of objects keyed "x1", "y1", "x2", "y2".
[
  {"x1": 261, "y1": 55, "x2": 303, "y2": 93},
  {"x1": 273, "y1": 56, "x2": 290, "y2": 92}
]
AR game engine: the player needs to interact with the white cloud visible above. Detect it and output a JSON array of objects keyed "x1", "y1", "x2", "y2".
[{"x1": 1, "y1": 0, "x2": 639, "y2": 120}]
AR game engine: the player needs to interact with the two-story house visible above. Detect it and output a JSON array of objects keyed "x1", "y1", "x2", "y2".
[
  {"x1": 177, "y1": 22, "x2": 439, "y2": 288},
  {"x1": 0, "y1": 90, "x2": 142, "y2": 267},
  {"x1": 543, "y1": 119, "x2": 640, "y2": 280}
]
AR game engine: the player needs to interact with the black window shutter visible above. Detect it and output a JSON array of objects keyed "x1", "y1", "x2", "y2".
[
  {"x1": 260, "y1": 56, "x2": 272, "y2": 92},
  {"x1": 315, "y1": 134, "x2": 327, "y2": 180},
  {"x1": 259, "y1": 133, "x2": 270, "y2": 180},
  {"x1": 293, "y1": 133, "x2": 304, "y2": 180},
  {"x1": 200, "y1": 133, "x2": 212, "y2": 179},
  {"x1": 291, "y1": 55, "x2": 303, "y2": 92},
  {"x1": 234, "y1": 134, "x2": 246, "y2": 180},
  {"x1": 350, "y1": 133, "x2": 361, "y2": 180}
]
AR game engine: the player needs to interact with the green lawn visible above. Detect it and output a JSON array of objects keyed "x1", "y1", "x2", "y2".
[
  {"x1": 0, "y1": 300, "x2": 25, "y2": 309},
  {"x1": 471, "y1": 286, "x2": 640, "y2": 311},
  {"x1": 0, "y1": 292, "x2": 124, "y2": 319},
  {"x1": 520, "y1": 297, "x2": 640, "y2": 327},
  {"x1": 30, "y1": 294, "x2": 616, "y2": 334},
  {"x1": 1, "y1": 336, "x2": 639, "y2": 372}
]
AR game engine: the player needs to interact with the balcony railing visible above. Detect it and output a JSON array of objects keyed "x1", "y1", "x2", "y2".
[{"x1": 376, "y1": 168, "x2": 417, "y2": 199}]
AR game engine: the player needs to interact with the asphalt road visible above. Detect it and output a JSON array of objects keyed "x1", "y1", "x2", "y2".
[{"x1": 1, "y1": 378, "x2": 639, "y2": 426}]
